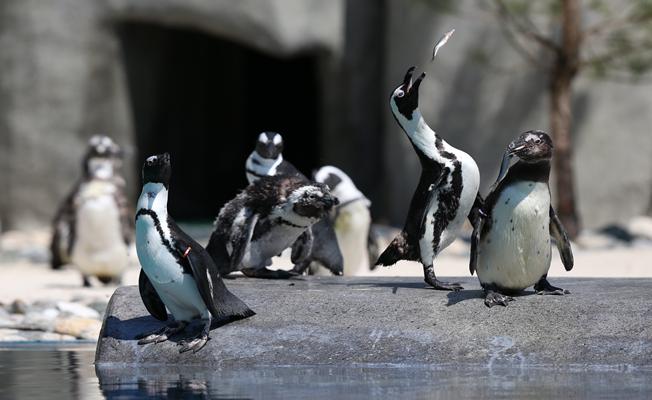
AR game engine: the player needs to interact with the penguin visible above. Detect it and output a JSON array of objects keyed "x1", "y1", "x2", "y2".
[
  {"x1": 135, "y1": 153, "x2": 254, "y2": 353},
  {"x1": 50, "y1": 135, "x2": 133, "y2": 286},
  {"x1": 206, "y1": 175, "x2": 338, "y2": 279},
  {"x1": 314, "y1": 166, "x2": 377, "y2": 276},
  {"x1": 376, "y1": 66, "x2": 481, "y2": 291},
  {"x1": 245, "y1": 132, "x2": 299, "y2": 182},
  {"x1": 469, "y1": 130, "x2": 574, "y2": 307},
  {"x1": 243, "y1": 132, "x2": 344, "y2": 276}
]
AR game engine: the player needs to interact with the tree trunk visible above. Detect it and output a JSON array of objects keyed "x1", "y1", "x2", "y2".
[
  {"x1": 549, "y1": 73, "x2": 580, "y2": 238},
  {"x1": 549, "y1": 0, "x2": 582, "y2": 239}
]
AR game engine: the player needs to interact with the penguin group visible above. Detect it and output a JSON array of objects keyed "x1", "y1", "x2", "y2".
[{"x1": 50, "y1": 29, "x2": 574, "y2": 353}]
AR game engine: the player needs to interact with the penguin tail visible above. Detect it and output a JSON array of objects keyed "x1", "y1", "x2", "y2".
[{"x1": 375, "y1": 231, "x2": 418, "y2": 266}]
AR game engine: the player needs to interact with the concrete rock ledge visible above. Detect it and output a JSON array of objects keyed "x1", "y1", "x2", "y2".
[{"x1": 95, "y1": 277, "x2": 652, "y2": 367}]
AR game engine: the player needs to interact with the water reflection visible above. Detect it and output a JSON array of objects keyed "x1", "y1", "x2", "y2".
[
  {"x1": 1, "y1": 348, "x2": 652, "y2": 399},
  {"x1": 96, "y1": 363, "x2": 652, "y2": 399}
]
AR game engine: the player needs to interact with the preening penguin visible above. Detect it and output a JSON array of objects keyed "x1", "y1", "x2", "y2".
[
  {"x1": 206, "y1": 175, "x2": 338, "y2": 279},
  {"x1": 243, "y1": 132, "x2": 344, "y2": 276},
  {"x1": 50, "y1": 135, "x2": 132, "y2": 286},
  {"x1": 314, "y1": 166, "x2": 376, "y2": 276},
  {"x1": 470, "y1": 131, "x2": 574, "y2": 307},
  {"x1": 135, "y1": 153, "x2": 254, "y2": 353},
  {"x1": 376, "y1": 66, "x2": 481, "y2": 290}
]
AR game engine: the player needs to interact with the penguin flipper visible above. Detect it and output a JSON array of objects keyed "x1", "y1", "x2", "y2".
[
  {"x1": 50, "y1": 185, "x2": 78, "y2": 269},
  {"x1": 306, "y1": 218, "x2": 344, "y2": 275},
  {"x1": 469, "y1": 211, "x2": 485, "y2": 276},
  {"x1": 375, "y1": 231, "x2": 419, "y2": 266},
  {"x1": 169, "y1": 219, "x2": 255, "y2": 320},
  {"x1": 549, "y1": 206, "x2": 574, "y2": 271},
  {"x1": 229, "y1": 211, "x2": 259, "y2": 270},
  {"x1": 184, "y1": 249, "x2": 255, "y2": 320},
  {"x1": 291, "y1": 227, "x2": 313, "y2": 264},
  {"x1": 468, "y1": 193, "x2": 485, "y2": 276},
  {"x1": 138, "y1": 269, "x2": 168, "y2": 321}
]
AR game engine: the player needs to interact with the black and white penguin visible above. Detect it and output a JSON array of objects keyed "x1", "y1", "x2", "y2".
[
  {"x1": 135, "y1": 153, "x2": 254, "y2": 353},
  {"x1": 245, "y1": 132, "x2": 298, "y2": 182},
  {"x1": 470, "y1": 130, "x2": 574, "y2": 307},
  {"x1": 206, "y1": 175, "x2": 338, "y2": 279},
  {"x1": 50, "y1": 135, "x2": 133, "y2": 286},
  {"x1": 376, "y1": 67, "x2": 481, "y2": 291},
  {"x1": 314, "y1": 166, "x2": 377, "y2": 276},
  {"x1": 243, "y1": 132, "x2": 344, "y2": 276}
]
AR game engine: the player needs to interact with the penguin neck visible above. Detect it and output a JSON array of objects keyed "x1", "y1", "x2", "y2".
[
  {"x1": 137, "y1": 182, "x2": 169, "y2": 217},
  {"x1": 506, "y1": 160, "x2": 551, "y2": 183},
  {"x1": 396, "y1": 109, "x2": 457, "y2": 164},
  {"x1": 248, "y1": 152, "x2": 284, "y2": 179}
]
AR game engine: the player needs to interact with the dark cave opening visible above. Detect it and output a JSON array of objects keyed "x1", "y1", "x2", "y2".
[{"x1": 118, "y1": 22, "x2": 322, "y2": 220}]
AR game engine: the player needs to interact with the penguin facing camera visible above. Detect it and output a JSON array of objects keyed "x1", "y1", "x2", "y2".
[
  {"x1": 314, "y1": 166, "x2": 378, "y2": 276},
  {"x1": 135, "y1": 153, "x2": 254, "y2": 353},
  {"x1": 470, "y1": 130, "x2": 574, "y2": 307},
  {"x1": 206, "y1": 175, "x2": 338, "y2": 279},
  {"x1": 244, "y1": 132, "x2": 344, "y2": 276},
  {"x1": 50, "y1": 135, "x2": 133, "y2": 286},
  {"x1": 376, "y1": 66, "x2": 481, "y2": 291}
]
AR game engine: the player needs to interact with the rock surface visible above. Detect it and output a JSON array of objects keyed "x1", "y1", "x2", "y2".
[{"x1": 96, "y1": 276, "x2": 652, "y2": 367}]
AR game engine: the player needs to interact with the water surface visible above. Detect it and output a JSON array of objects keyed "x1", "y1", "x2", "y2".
[{"x1": 1, "y1": 346, "x2": 651, "y2": 399}]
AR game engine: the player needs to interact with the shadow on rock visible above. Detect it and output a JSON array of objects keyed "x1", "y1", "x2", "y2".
[{"x1": 104, "y1": 315, "x2": 244, "y2": 343}]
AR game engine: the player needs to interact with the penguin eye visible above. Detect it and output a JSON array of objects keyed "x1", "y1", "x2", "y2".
[
  {"x1": 396, "y1": 90, "x2": 405, "y2": 98},
  {"x1": 534, "y1": 138, "x2": 542, "y2": 144}
]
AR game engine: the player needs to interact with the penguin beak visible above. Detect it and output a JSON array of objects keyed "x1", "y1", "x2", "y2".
[{"x1": 401, "y1": 66, "x2": 426, "y2": 94}]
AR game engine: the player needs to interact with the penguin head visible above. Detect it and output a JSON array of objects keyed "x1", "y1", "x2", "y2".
[
  {"x1": 389, "y1": 66, "x2": 425, "y2": 122},
  {"x1": 290, "y1": 183, "x2": 339, "y2": 219},
  {"x1": 254, "y1": 132, "x2": 284, "y2": 159},
  {"x1": 507, "y1": 130, "x2": 553, "y2": 163},
  {"x1": 142, "y1": 153, "x2": 172, "y2": 188},
  {"x1": 314, "y1": 166, "x2": 370, "y2": 207},
  {"x1": 84, "y1": 135, "x2": 122, "y2": 179}
]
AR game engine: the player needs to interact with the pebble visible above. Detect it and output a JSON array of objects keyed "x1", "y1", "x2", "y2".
[
  {"x1": 53, "y1": 317, "x2": 102, "y2": 340},
  {"x1": 57, "y1": 301, "x2": 101, "y2": 319},
  {"x1": 9, "y1": 299, "x2": 28, "y2": 315}
]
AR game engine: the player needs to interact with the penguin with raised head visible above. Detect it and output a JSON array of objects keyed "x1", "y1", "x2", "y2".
[
  {"x1": 135, "y1": 153, "x2": 254, "y2": 353},
  {"x1": 50, "y1": 135, "x2": 133, "y2": 286},
  {"x1": 470, "y1": 130, "x2": 574, "y2": 307},
  {"x1": 206, "y1": 175, "x2": 338, "y2": 278},
  {"x1": 314, "y1": 166, "x2": 377, "y2": 275},
  {"x1": 243, "y1": 132, "x2": 344, "y2": 276},
  {"x1": 376, "y1": 66, "x2": 481, "y2": 290}
]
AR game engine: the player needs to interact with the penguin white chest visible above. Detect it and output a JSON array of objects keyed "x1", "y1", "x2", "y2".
[
  {"x1": 241, "y1": 223, "x2": 306, "y2": 269},
  {"x1": 71, "y1": 181, "x2": 128, "y2": 277},
  {"x1": 333, "y1": 200, "x2": 372, "y2": 275},
  {"x1": 135, "y1": 216, "x2": 184, "y2": 284},
  {"x1": 477, "y1": 181, "x2": 552, "y2": 290}
]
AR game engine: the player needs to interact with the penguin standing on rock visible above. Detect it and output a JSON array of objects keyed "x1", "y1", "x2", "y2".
[
  {"x1": 206, "y1": 175, "x2": 338, "y2": 279},
  {"x1": 314, "y1": 166, "x2": 377, "y2": 275},
  {"x1": 50, "y1": 135, "x2": 133, "y2": 286},
  {"x1": 376, "y1": 66, "x2": 481, "y2": 291},
  {"x1": 243, "y1": 132, "x2": 344, "y2": 276},
  {"x1": 135, "y1": 153, "x2": 254, "y2": 353},
  {"x1": 470, "y1": 131, "x2": 574, "y2": 307}
]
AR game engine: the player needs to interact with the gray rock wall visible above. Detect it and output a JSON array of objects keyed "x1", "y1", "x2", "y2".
[{"x1": 0, "y1": 0, "x2": 649, "y2": 230}]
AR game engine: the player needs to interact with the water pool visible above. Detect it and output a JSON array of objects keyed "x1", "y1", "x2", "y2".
[{"x1": 1, "y1": 346, "x2": 651, "y2": 399}]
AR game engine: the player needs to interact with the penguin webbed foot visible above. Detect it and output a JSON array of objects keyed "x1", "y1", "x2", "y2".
[
  {"x1": 534, "y1": 277, "x2": 570, "y2": 295},
  {"x1": 423, "y1": 265, "x2": 463, "y2": 291},
  {"x1": 137, "y1": 321, "x2": 188, "y2": 345},
  {"x1": 178, "y1": 319, "x2": 211, "y2": 353},
  {"x1": 242, "y1": 267, "x2": 298, "y2": 279},
  {"x1": 484, "y1": 290, "x2": 514, "y2": 308}
]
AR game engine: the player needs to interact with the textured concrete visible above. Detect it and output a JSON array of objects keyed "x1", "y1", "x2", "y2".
[{"x1": 96, "y1": 276, "x2": 652, "y2": 367}]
